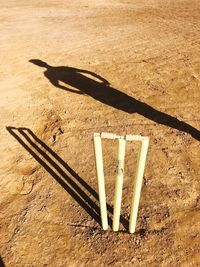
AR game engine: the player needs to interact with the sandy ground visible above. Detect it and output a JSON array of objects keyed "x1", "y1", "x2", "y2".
[{"x1": 0, "y1": 0, "x2": 200, "y2": 266}]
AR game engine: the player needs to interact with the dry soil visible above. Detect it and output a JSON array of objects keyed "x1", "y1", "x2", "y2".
[{"x1": 0, "y1": 0, "x2": 200, "y2": 266}]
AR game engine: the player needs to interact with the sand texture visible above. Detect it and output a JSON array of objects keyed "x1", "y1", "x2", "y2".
[{"x1": 0, "y1": 0, "x2": 200, "y2": 266}]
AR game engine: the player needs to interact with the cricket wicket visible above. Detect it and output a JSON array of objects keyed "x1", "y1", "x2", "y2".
[{"x1": 93, "y1": 132, "x2": 149, "y2": 233}]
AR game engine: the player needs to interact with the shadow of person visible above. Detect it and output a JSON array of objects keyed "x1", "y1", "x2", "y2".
[
  {"x1": 0, "y1": 257, "x2": 5, "y2": 267},
  {"x1": 29, "y1": 59, "x2": 200, "y2": 141}
]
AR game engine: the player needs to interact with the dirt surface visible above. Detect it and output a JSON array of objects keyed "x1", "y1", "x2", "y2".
[{"x1": 0, "y1": 0, "x2": 200, "y2": 266}]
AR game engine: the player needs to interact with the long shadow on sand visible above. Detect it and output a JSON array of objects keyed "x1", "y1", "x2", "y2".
[
  {"x1": 6, "y1": 127, "x2": 128, "y2": 229},
  {"x1": 30, "y1": 59, "x2": 200, "y2": 141}
]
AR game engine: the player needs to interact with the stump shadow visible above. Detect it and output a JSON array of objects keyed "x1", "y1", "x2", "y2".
[
  {"x1": 6, "y1": 127, "x2": 129, "y2": 229},
  {"x1": 29, "y1": 59, "x2": 200, "y2": 141}
]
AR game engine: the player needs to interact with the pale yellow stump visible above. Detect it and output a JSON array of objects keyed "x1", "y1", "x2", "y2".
[
  {"x1": 93, "y1": 133, "x2": 108, "y2": 230},
  {"x1": 113, "y1": 137, "x2": 126, "y2": 231},
  {"x1": 129, "y1": 138, "x2": 149, "y2": 233}
]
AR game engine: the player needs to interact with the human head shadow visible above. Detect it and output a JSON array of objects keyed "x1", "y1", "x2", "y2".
[
  {"x1": 0, "y1": 257, "x2": 5, "y2": 267},
  {"x1": 30, "y1": 59, "x2": 200, "y2": 141},
  {"x1": 6, "y1": 127, "x2": 129, "y2": 230}
]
